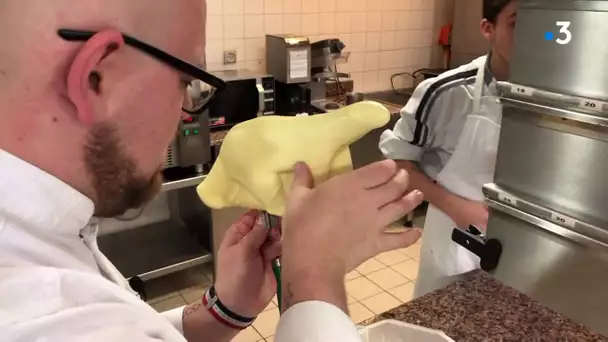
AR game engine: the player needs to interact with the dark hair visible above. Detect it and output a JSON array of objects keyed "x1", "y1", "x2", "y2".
[{"x1": 483, "y1": 0, "x2": 514, "y2": 23}]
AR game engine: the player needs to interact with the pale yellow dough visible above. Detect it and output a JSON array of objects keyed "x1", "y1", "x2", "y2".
[{"x1": 197, "y1": 101, "x2": 390, "y2": 216}]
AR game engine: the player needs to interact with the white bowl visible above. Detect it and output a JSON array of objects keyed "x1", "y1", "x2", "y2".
[{"x1": 359, "y1": 320, "x2": 454, "y2": 342}]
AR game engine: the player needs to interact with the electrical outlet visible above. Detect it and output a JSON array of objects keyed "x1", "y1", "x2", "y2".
[{"x1": 224, "y1": 51, "x2": 237, "y2": 65}]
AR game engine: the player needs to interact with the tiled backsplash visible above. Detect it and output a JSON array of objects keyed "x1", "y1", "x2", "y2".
[{"x1": 205, "y1": 0, "x2": 453, "y2": 92}]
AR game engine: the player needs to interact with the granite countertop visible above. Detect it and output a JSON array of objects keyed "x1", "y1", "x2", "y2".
[{"x1": 363, "y1": 271, "x2": 607, "y2": 341}]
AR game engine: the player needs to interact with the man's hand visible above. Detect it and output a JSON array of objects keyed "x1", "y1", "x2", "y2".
[
  {"x1": 213, "y1": 210, "x2": 282, "y2": 318},
  {"x1": 446, "y1": 195, "x2": 489, "y2": 231},
  {"x1": 280, "y1": 160, "x2": 423, "y2": 311}
]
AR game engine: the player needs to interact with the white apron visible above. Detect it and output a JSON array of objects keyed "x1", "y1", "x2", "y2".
[{"x1": 414, "y1": 63, "x2": 502, "y2": 297}]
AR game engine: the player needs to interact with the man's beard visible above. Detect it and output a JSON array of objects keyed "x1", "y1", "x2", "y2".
[{"x1": 84, "y1": 123, "x2": 163, "y2": 218}]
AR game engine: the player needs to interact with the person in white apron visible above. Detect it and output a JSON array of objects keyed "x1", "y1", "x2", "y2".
[
  {"x1": 381, "y1": 60, "x2": 503, "y2": 296},
  {"x1": 414, "y1": 64, "x2": 502, "y2": 296},
  {"x1": 379, "y1": 0, "x2": 516, "y2": 297},
  {"x1": 380, "y1": 56, "x2": 503, "y2": 296}
]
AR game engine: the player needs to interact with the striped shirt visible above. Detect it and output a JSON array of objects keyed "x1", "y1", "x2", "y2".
[{"x1": 379, "y1": 55, "x2": 497, "y2": 180}]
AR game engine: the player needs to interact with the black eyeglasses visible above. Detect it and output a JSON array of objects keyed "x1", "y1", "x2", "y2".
[{"x1": 57, "y1": 29, "x2": 227, "y2": 115}]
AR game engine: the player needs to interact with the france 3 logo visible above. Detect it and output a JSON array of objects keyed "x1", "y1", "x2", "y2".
[{"x1": 544, "y1": 21, "x2": 572, "y2": 45}]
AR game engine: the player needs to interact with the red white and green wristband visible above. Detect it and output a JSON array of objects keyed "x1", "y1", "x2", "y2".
[{"x1": 202, "y1": 285, "x2": 256, "y2": 330}]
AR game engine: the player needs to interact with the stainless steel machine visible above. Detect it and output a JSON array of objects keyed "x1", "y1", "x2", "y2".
[
  {"x1": 453, "y1": 0, "x2": 608, "y2": 336},
  {"x1": 98, "y1": 113, "x2": 214, "y2": 300},
  {"x1": 267, "y1": 35, "x2": 349, "y2": 115},
  {"x1": 308, "y1": 38, "x2": 351, "y2": 113},
  {"x1": 164, "y1": 111, "x2": 212, "y2": 173},
  {"x1": 266, "y1": 34, "x2": 313, "y2": 115},
  {"x1": 266, "y1": 34, "x2": 311, "y2": 85}
]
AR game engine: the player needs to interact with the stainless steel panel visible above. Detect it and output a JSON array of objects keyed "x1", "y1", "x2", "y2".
[
  {"x1": 497, "y1": 81, "x2": 608, "y2": 119},
  {"x1": 511, "y1": 1, "x2": 608, "y2": 100},
  {"x1": 137, "y1": 255, "x2": 212, "y2": 281},
  {"x1": 484, "y1": 184, "x2": 608, "y2": 255},
  {"x1": 210, "y1": 69, "x2": 271, "y2": 82},
  {"x1": 165, "y1": 141, "x2": 179, "y2": 169},
  {"x1": 178, "y1": 110, "x2": 211, "y2": 168},
  {"x1": 494, "y1": 102, "x2": 608, "y2": 227},
  {"x1": 97, "y1": 220, "x2": 211, "y2": 281},
  {"x1": 266, "y1": 35, "x2": 311, "y2": 84},
  {"x1": 99, "y1": 179, "x2": 213, "y2": 281},
  {"x1": 486, "y1": 208, "x2": 608, "y2": 336},
  {"x1": 211, "y1": 207, "x2": 248, "y2": 274}
]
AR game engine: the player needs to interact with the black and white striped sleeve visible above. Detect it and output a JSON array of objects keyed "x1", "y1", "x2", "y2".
[{"x1": 379, "y1": 68, "x2": 478, "y2": 162}]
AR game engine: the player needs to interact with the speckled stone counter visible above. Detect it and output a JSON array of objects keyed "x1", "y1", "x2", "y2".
[{"x1": 363, "y1": 271, "x2": 607, "y2": 341}]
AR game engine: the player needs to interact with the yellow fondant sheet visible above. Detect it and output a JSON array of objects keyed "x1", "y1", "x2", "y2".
[{"x1": 197, "y1": 101, "x2": 391, "y2": 216}]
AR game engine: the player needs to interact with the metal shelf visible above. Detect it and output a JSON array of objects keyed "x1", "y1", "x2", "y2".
[
  {"x1": 161, "y1": 174, "x2": 206, "y2": 192},
  {"x1": 98, "y1": 219, "x2": 212, "y2": 281}
]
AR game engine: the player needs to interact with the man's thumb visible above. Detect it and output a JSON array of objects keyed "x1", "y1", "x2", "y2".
[{"x1": 292, "y1": 162, "x2": 313, "y2": 190}]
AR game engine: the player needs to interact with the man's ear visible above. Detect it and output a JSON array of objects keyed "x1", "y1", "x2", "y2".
[
  {"x1": 66, "y1": 30, "x2": 125, "y2": 126},
  {"x1": 480, "y1": 19, "x2": 495, "y2": 42}
]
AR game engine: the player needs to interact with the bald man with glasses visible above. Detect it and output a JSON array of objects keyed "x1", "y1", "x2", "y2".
[{"x1": 0, "y1": 1, "x2": 422, "y2": 341}]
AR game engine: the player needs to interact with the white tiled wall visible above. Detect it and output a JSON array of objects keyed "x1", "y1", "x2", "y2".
[{"x1": 205, "y1": 0, "x2": 453, "y2": 92}]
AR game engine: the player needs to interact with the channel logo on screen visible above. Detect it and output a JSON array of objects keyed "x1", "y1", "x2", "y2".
[{"x1": 544, "y1": 21, "x2": 572, "y2": 45}]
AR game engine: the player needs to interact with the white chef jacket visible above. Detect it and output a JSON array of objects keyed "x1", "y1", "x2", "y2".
[
  {"x1": 0, "y1": 149, "x2": 360, "y2": 342},
  {"x1": 379, "y1": 55, "x2": 496, "y2": 177}
]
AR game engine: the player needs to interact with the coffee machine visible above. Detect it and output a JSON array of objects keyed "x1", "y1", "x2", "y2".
[
  {"x1": 266, "y1": 35, "x2": 350, "y2": 115},
  {"x1": 266, "y1": 34, "x2": 312, "y2": 115},
  {"x1": 308, "y1": 38, "x2": 351, "y2": 113}
]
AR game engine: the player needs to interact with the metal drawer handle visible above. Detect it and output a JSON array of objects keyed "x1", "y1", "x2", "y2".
[
  {"x1": 483, "y1": 183, "x2": 608, "y2": 252},
  {"x1": 497, "y1": 81, "x2": 608, "y2": 116}
]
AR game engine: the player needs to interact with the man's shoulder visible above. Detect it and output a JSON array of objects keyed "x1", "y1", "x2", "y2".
[
  {"x1": 0, "y1": 266, "x2": 177, "y2": 340},
  {"x1": 436, "y1": 55, "x2": 486, "y2": 81},
  {"x1": 417, "y1": 55, "x2": 486, "y2": 97},
  {"x1": 0, "y1": 266, "x2": 138, "y2": 322},
  {"x1": 407, "y1": 56, "x2": 486, "y2": 120}
]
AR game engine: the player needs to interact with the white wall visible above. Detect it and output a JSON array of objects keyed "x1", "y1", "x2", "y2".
[{"x1": 205, "y1": 0, "x2": 453, "y2": 92}]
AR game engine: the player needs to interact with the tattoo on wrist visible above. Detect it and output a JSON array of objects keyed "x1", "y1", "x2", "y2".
[{"x1": 183, "y1": 302, "x2": 202, "y2": 317}]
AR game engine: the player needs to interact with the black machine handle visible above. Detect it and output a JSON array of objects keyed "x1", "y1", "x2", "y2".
[{"x1": 451, "y1": 226, "x2": 503, "y2": 272}]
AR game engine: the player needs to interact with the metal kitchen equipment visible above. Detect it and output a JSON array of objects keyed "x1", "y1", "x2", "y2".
[
  {"x1": 309, "y1": 38, "x2": 351, "y2": 113},
  {"x1": 205, "y1": 69, "x2": 275, "y2": 160},
  {"x1": 510, "y1": 0, "x2": 608, "y2": 100},
  {"x1": 267, "y1": 36, "x2": 350, "y2": 115},
  {"x1": 98, "y1": 171, "x2": 213, "y2": 300},
  {"x1": 99, "y1": 112, "x2": 215, "y2": 300},
  {"x1": 266, "y1": 34, "x2": 314, "y2": 115},
  {"x1": 452, "y1": 0, "x2": 608, "y2": 336},
  {"x1": 206, "y1": 70, "x2": 276, "y2": 130},
  {"x1": 266, "y1": 34, "x2": 311, "y2": 84},
  {"x1": 345, "y1": 92, "x2": 364, "y2": 105},
  {"x1": 273, "y1": 81, "x2": 312, "y2": 115},
  {"x1": 164, "y1": 110, "x2": 212, "y2": 173}
]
